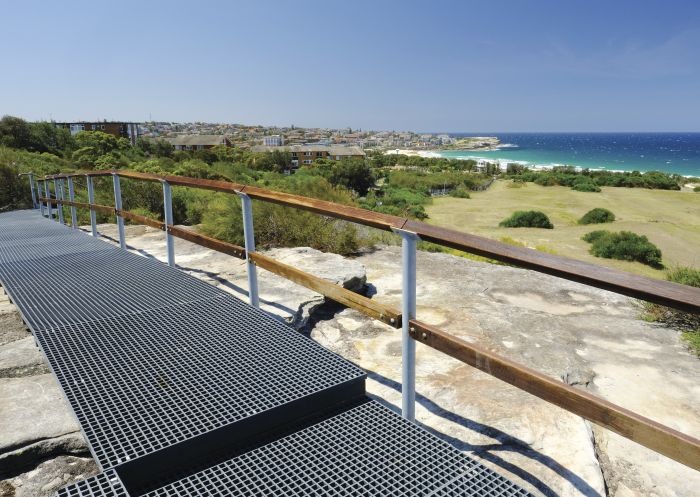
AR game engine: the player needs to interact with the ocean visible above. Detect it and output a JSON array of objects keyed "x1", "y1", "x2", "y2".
[{"x1": 438, "y1": 133, "x2": 700, "y2": 177}]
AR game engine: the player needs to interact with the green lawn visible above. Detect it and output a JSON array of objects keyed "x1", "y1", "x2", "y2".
[{"x1": 426, "y1": 180, "x2": 700, "y2": 279}]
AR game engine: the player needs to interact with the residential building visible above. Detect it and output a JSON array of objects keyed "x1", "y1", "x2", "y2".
[
  {"x1": 263, "y1": 135, "x2": 284, "y2": 146},
  {"x1": 162, "y1": 134, "x2": 232, "y2": 151},
  {"x1": 250, "y1": 145, "x2": 365, "y2": 169},
  {"x1": 55, "y1": 121, "x2": 140, "y2": 145}
]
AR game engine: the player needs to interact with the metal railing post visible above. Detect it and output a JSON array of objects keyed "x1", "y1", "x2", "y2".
[
  {"x1": 393, "y1": 227, "x2": 420, "y2": 422},
  {"x1": 27, "y1": 173, "x2": 37, "y2": 208},
  {"x1": 45, "y1": 180, "x2": 53, "y2": 220},
  {"x1": 67, "y1": 177, "x2": 78, "y2": 229},
  {"x1": 37, "y1": 177, "x2": 45, "y2": 216},
  {"x1": 161, "y1": 180, "x2": 175, "y2": 267},
  {"x1": 112, "y1": 173, "x2": 126, "y2": 249},
  {"x1": 237, "y1": 192, "x2": 259, "y2": 307},
  {"x1": 54, "y1": 178, "x2": 64, "y2": 224},
  {"x1": 86, "y1": 175, "x2": 98, "y2": 237}
]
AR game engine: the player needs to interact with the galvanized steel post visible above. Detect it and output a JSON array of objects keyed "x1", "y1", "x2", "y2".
[
  {"x1": 237, "y1": 192, "x2": 259, "y2": 308},
  {"x1": 27, "y1": 173, "x2": 38, "y2": 209},
  {"x1": 54, "y1": 178, "x2": 64, "y2": 224},
  {"x1": 45, "y1": 180, "x2": 53, "y2": 220},
  {"x1": 86, "y1": 176, "x2": 98, "y2": 237},
  {"x1": 161, "y1": 180, "x2": 175, "y2": 267},
  {"x1": 37, "y1": 178, "x2": 45, "y2": 216},
  {"x1": 393, "y1": 227, "x2": 420, "y2": 422},
  {"x1": 67, "y1": 177, "x2": 78, "y2": 229},
  {"x1": 112, "y1": 173, "x2": 126, "y2": 249}
]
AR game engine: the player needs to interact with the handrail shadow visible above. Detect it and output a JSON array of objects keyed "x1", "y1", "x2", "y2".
[{"x1": 366, "y1": 370, "x2": 604, "y2": 497}]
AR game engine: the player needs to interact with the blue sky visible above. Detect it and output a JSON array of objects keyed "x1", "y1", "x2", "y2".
[{"x1": 1, "y1": 0, "x2": 699, "y2": 131}]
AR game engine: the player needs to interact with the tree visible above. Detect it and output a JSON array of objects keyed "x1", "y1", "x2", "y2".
[
  {"x1": 74, "y1": 131, "x2": 127, "y2": 156},
  {"x1": 0, "y1": 116, "x2": 33, "y2": 150},
  {"x1": 327, "y1": 159, "x2": 374, "y2": 196}
]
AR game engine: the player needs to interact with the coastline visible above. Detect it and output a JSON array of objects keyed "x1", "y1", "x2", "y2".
[{"x1": 383, "y1": 148, "x2": 699, "y2": 178}]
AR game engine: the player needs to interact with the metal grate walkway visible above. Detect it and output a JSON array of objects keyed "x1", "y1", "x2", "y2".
[{"x1": 0, "y1": 210, "x2": 533, "y2": 497}]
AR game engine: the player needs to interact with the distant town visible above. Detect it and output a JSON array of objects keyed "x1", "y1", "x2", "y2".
[{"x1": 53, "y1": 120, "x2": 500, "y2": 154}]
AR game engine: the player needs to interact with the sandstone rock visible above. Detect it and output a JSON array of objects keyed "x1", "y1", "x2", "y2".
[
  {"x1": 0, "y1": 337, "x2": 48, "y2": 378},
  {"x1": 0, "y1": 310, "x2": 29, "y2": 347},
  {"x1": 1, "y1": 455, "x2": 98, "y2": 497},
  {"x1": 312, "y1": 246, "x2": 700, "y2": 497},
  {"x1": 0, "y1": 433, "x2": 89, "y2": 477},
  {"x1": 0, "y1": 375, "x2": 82, "y2": 457}
]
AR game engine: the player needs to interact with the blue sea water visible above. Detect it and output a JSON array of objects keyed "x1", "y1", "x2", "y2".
[{"x1": 438, "y1": 133, "x2": 700, "y2": 177}]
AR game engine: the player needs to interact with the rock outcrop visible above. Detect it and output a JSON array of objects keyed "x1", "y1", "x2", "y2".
[{"x1": 312, "y1": 247, "x2": 700, "y2": 497}]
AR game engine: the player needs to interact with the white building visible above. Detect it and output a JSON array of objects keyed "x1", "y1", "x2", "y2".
[{"x1": 263, "y1": 135, "x2": 284, "y2": 146}]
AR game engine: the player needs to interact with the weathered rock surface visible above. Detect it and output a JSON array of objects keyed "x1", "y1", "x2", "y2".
[
  {"x1": 0, "y1": 374, "x2": 86, "y2": 463},
  {"x1": 0, "y1": 337, "x2": 49, "y2": 378},
  {"x1": 312, "y1": 246, "x2": 700, "y2": 497},
  {"x1": 1, "y1": 455, "x2": 98, "y2": 497}
]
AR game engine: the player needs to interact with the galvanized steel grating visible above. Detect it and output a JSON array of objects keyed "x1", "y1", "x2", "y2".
[
  {"x1": 55, "y1": 470, "x2": 128, "y2": 497},
  {"x1": 142, "y1": 400, "x2": 533, "y2": 497},
  {"x1": 0, "y1": 249, "x2": 228, "y2": 331},
  {"x1": 36, "y1": 295, "x2": 365, "y2": 471}
]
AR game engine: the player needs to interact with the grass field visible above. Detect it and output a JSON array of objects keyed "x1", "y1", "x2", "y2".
[{"x1": 426, "y1": 180, "x2": 700, "y2": 279}]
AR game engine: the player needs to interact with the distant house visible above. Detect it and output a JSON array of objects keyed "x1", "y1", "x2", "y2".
[
  {"x1": 263, "y1": 135, "x2": 284, "y2": 146},
  {"x1": 55, "y1": 121, "x2": 140, "y2": 145},
  {"x1": 163, "y1": 134, "x2": 232, "y2": 151},
  {"x1": 250, "y1": 145, "x2": 365, "y2": 169}
]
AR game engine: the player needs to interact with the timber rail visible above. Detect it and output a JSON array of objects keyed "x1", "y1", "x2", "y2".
[{"x1": 25, "y1": 169, "x2": 700, "y2": 473}]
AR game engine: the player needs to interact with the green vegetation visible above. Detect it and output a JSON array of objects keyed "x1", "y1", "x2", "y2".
[
  {"x1": 571, "y1": 180, "x2": 601, "y2": 192},
  {"x1": 499, "y1": 210, "x2": 554, "y2": 229},
  {"x1": 694, "y1": 186, "x2": 700, "y2": 192},
  {"x1": 642, "y1": 266, "x2": 700, "y2": 355},
  {"x1": 582, "y1": 230, "x2": 662, "y2": 268},
  {"x1": 508, "y1": 165, "x2": 684, "y2": 191},
  {"x1": 448, "y1": 188, "x2": 470, "y2": 198},
  {"x1": 578, "y1": 208, "x2": 615, "y2": 225}
]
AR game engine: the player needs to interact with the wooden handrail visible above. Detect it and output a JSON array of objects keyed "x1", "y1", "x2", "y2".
[
  {"x1": 409, "y1": 319, "x2": 700, "y2": 471},
  {"x1": 249, "y1": 251, "x2": 401, "y2": 327},
  {"x1": 41, "y1": 169, "x2": 700, "y2": 314}
]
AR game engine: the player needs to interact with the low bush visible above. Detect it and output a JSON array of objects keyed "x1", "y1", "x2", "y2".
[
  {"x1": 448, "y1": 188, "x2": 470, "y2": 199},
  {"x1": 578, "y1": 208, "x2": 615, "y2": 225},
  {"x1": 582, "y1": 230, "x2": 662, "y2": 268},
  {"x1": 642, "y1": 266, "x2": 700, "y2": 355},
  {"x1": 499, "y1": 210, "x2": 553, "y2": 229},
  {"x1": 694, "y1": 186, "x2": 700, "y2": 192},
  {"x1": 571, "y1": 181, "x2": 601, "y2": 192}
]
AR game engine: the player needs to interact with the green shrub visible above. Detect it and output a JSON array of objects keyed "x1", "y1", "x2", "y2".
[
  {"x1": 694, "y1": 186, "x2": 700, "y2": 192},
  {"x1": 571, "y1": 181, "x2": 601, "y2": 192},
  {"x1": 665, "y1": 266, "x2": 700, "y2": 287},
  {"x1": 448, "y1": 188, "x2": 470, "y2": 199},
  {"x1": 582, "y1": 230, "x2": 662, "y2": 267},
  {"x1": 642, "y1": 266, "x2": 700, "y2": 355},
  {"x1": 578, "y1": 208, "x2": 615, "y2": 225},
  {"x1": 499, "y1": 210, "x2": 553, "y2": 229}
]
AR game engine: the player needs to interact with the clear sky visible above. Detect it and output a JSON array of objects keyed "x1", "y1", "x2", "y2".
[{"x1": 1, "y1": 0, "x2": 699, "y2": 131}]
